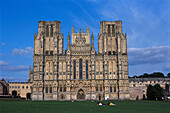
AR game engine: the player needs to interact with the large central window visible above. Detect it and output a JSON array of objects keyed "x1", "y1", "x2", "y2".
[{"x1": 79, "y1": 59, "x2": 82, "y2": 79}]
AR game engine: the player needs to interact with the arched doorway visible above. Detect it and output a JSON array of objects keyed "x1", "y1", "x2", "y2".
[
  {"x1": 77, "y1": 89, "x2": 85, "y2": 100},
  {"x1": 60, "y1": 94, "x2": 65, "y2": 100},
  {"x1": 26, "y1": 93, "x2": 31, "y2": 100},
  {"x1": 12, "y1": 90, "x2": 17, "y2": 97}
]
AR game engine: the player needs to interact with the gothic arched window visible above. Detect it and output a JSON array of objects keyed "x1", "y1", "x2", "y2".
[
  {"x1": 50, "y1": 86, "x2": 52, "y2": 93},
  {"x1": 46, "y1": 87, "x2": 48, "y2": 93},
  {"x1": 50, "y1": 25, "x2": 53, "y2": 37},
  {"x1": 114, "y1": 86, "x2": 116, "y2": 92},
  {"x1": 110, "y1": 86, "x2": 112, "y2": 92},
  {"x1": 74, "y1": 60, "x2": 76, "y2": 79},
  {"x1": 86, "y1": 60, "x2": 88, "y2": 79},
  {"x1": 46, "y1": 25, "x2": 49, "y2": 37},
  {"x1": 79, "y1": 59, "x2": 82, "y2": 79}
]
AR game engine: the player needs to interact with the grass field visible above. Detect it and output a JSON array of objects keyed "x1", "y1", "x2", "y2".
[{"x1": 0, "y1": 100, "x2": 170, "y2": 113}]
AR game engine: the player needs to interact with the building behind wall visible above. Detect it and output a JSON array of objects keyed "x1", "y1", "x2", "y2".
[
  {"x1": 129, "y1": 77, "x2": 170, "y2": 100},
  {"x1": 0, "y1": 79, "x2": 8, "y2": 95},
  {"x1": 31, "y1": 20, "x2": 129, "y2": 100}
]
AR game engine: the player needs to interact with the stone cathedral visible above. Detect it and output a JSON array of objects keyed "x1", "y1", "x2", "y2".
[{"x1": 29, "y1": 20, "x2": 130, "y2": 100}]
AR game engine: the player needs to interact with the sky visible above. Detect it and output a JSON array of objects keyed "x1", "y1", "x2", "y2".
[{"x1": 0, "y1": 0, "x2": 170, "y2": 82}]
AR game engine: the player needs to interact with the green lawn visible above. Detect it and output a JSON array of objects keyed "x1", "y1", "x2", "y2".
[{"x1": 0, "y1": 100, "x2": 170, "y2": 113}]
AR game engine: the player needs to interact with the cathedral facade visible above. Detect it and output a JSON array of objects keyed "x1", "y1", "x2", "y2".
[{"x1": 30, "y1": 20, "x2": 130, "y2": 100}]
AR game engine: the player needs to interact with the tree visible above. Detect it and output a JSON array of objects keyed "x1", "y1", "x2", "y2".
[
  {"x1": 167, "y1": 73, "x2": 170, "y2": 77},
  {"x1": 137, "y1": 72, "x2": 165, "y2": 78},
  {"x1": 153, "y1": 84, "x2": 164, "y2": 100},
  {"x1": 147, "y1": 84, "x2": 154, "y2": 100},
  {"x1": 147, "y1": 84, "x2": 164, "y2": 100},
  {"x1": 151, "y1": 72, "x2": 164, "y2": 78}
]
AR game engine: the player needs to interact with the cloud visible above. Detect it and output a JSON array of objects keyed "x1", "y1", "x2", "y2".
[
  {"x1": 163, "y1": 64, "x2": 170, "y2": 71},
  {"x1": 0, "y1": 60, "x2": 8, "y2": 66},
  {"x1": 0, "y1": 76, "x2": 28, "y2": 82},
  {"x1": 1, "y1": 43, "x2": 5, "y2": 46},
  {"x1": 128, "y1": 46, "x2": 170, "y2": 65},
  {"x1": 11, "y1": 47, "x2": 33, "y2": 56},
  {"x1": 0, "y1": 65, "x2": 29, "y2": 71},
  {"x1": 95, "y1": 0, "x2": 170, "y2": 47}
]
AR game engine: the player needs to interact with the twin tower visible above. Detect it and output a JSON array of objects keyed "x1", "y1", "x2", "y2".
[{"x1": 30, "y1": 20, "x2": 129, "y2": 100}]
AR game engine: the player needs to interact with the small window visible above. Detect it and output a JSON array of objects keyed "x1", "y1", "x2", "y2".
[
  {"x1": 46, "y1": 73, "x2": 48, "y2": 75},
  {"x1": 59, "y1": 72, "x2": 62, "y2": 75},
  {"x1": 10, "y1": 86, "x2": 11, "y2": 88},
  {"x1": 46, "y1": 87, "x2": 48, "y2": 93},
  {"x1": 12, "y1": 86, "x2": 14, "y2": 88},
  {"x1": 63, "y1": 72, "x2": 66, "y2": 75},
  {"x1": 110, "y1": 86, "x2": 112, "y2": 92},
  {"x1": 22, "y1": 86, "x2": 24, "y2": 89},
  {"x1": 50, "y1": 51, "x2": 53, "y2": 55},
  {"x1": 74, "y1": 60, "x2": 76, "y2": 79},
  {"x1": 100, "y1": 72, "x2": 102, "y2": 75},
  {"x1": 60, "y1": 87, "x2": 62, "y2": 92},
  {"x1": 110, "y1": 72, "x2": 111, "y2": 75},
  {"x1": 18, "y1": 86, "x2": 20, "y2": 89},
  {"x1": 50, "y1": 87, "x2": 52, "y2": 93},
  {"x1": 96, "y1": 72, "x2": 99, "y2": 75},
  {"x1": 86, "y1": 60, "x2": 88, "y2": 79},
  {"x1": 64, "y1": 87, "x2": 66, "y2": 92},
  {"x1": 112, "y1": 25, "x2": 115, "y2": 35},
  {"x1": 46, "y1": 26, "x2": 49, "y2": 37},
  {"x1": 46, "y1": 51, "x2": 49, "y2": 55},
  {"x1": 113, "y1": 51, "x2": 116, "y2": 55},
  {"x1": 114, "y1": 86, "x2": 116, "y2": 92},
  {"x1": 100, "y1": 86, "x2": 102, "y2": 91},
  {"x1": 96, "y1": 86, "x2": 98, "y2": 91},
  {"x1": 50, "y1": 25, "x2": 53, "y2": 37},
  {"x1": 26, "y1": 86, "x2": 28, "y2": 89},
  {"x1": 50, "y1": 73, "x2": 52, "y2": 75},
  {"x1": 108, "y1": 25, "x2": 110, "y2": 35},
  {"x1": 15, "y1": 86, "x2": 17, "y2": 88},
  {"x1": 133, "y1": 84, "x2": 136, "y2": 87}
]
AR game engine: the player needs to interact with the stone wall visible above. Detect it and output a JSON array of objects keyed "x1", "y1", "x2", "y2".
[{"x1": 9, "y1": 82, "x2": 32, "y2": 98}]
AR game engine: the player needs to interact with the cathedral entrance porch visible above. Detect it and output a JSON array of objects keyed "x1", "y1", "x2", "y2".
[{"x1": 77, "y1": 89, "x2": 85, "y2": 100}]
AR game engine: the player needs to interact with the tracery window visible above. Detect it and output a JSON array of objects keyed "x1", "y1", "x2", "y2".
[
  {"x1": 79, "y1": 59, "x2": 82, "y2": 79},
  {"x1": 50, "y1": 86, "x2": 52, "y2": 93},
  {"x1": 108, "y1": 25, "x2": 110, "y2": 36},
  {"x1": 110, "y1": 86, "x2": 112, "y2": 92},
  {"x1": 46, "y1": 87, "x2": 48, "y2": 93},
  {"x1": 63, "y1": 84, "x2": 66, "y2": 92},
  {"x1": 96, "y1": 86, "x2": 98, "y2": 92},
  {"x1": 100, "y1": 85, "x2": 102, "y2": 91},
  {"x1": 74, "y1": 60, "x2": 76, "y2": 79},
  {"x1": 50, "y1": 25, "x2": 53, "y2": 37},
  {"x1": 114, "y1": 86, "x2": 116, "y2": 92},
  {"x1": 46, "y1": 25, "x2": 49, "y2": 37},
  {"x1": 60, "y1": 85, "x2": 62, "y2": 92},
  {"x1": 86, "y1": 60, "x2": 88, "y2": 79}
]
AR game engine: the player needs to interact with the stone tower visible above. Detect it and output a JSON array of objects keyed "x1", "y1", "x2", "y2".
[{"x1": 32, "y1": 21, "x2": 63, "y2": 100}]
